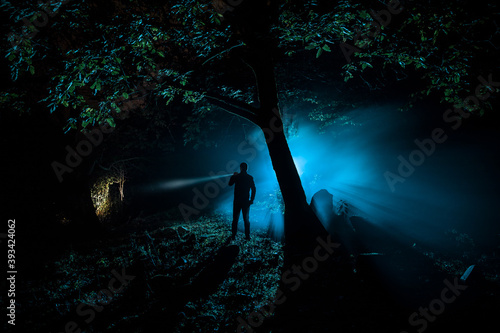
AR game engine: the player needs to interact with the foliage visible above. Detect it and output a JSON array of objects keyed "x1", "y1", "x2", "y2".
[
  {"x1": 256, "y1": 187, "x2": 285, "y2": 215},
  {"x1": 283, "y1": 88, "x2": 361, "y2": 131},
  {"x1": 3, "y1": 0, "x2": 498, "y2": 141},
  {"x1": 445, "y1": 228, "x2": 476, "y2": 251},
  {"x1": 420, "y1": 228, "x2": 494, "y2": 280},
  {"x1": 2, "y1": 0, "x2": 228, "y2": 134},
  {"x1": 274, "y1": 0, "x2": 500, "y2": 113},
  {"x1": 182, "y1": 104, "x2": 219, "y2": 148},
  {"x1": 1, "y1": 0, "x2": 498, "y2": 184},
  {"x1": 17, "y1": 215, "x2": 284, "y2": 332},
  {"x1": 90, "y1": 165, "x2": 126, "y2": 221},
  {"x1": 0, "y1": 90, "x2": 29, "y2": 113}
]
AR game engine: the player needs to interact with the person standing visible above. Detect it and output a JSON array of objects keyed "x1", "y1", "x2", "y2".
[{"x1": 229, "y1": 163, "x2": 256, "y2": 240}]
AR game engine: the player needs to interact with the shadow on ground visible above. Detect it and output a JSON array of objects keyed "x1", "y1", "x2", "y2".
[{"x1": 255, "y1": 190, "x2": 500, "y2": 333}]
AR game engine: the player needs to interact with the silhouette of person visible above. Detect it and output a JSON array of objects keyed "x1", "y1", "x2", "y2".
[{"x1": 229, "y1": 163, "x2": 256, "y2": 240}]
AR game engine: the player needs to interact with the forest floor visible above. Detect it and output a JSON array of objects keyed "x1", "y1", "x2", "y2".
[{"x1": 14, "y1": 212, "x2": 500, "y2": 333}]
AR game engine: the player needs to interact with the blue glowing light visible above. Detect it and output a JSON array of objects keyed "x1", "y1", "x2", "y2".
[
  {"x1": 214, "y1": 105, "x2": 500, "y2": 246},
  {"x1": 158, "y1": 174, "x2": 233, "y2": 190},
  {"x1": 293, "y1": 156, "x2": 306, "y2": 176}
]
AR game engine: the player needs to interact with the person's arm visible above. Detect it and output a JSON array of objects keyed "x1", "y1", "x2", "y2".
[
  {"x1": 229, "y1": 172, "x2": 238, "y2": 186},
  {"x1": 250, "y1": 177, "x2": 256, "y2": 203}
]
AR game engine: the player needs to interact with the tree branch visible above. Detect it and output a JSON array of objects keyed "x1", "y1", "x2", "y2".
[
  {"x1": 202, "y1": 42, "x2": 246, "y2": 66},
  {"x1": 204, "y1": 94, "x2": 259, "y2": 125},
  {"x1": 97, "y1": 157, "x2": 148, "y2": 171},
  {"x1": 241, "y1": 50, "x2": 279, "y2": 111}
]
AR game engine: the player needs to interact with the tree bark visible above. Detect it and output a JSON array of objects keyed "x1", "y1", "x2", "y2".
[
  {"x1": 211, "y1": 0, "x2": 328, "y2": 261},
  {"x1": 243, "y1": 48, "x2": 328, "y2": 261}
]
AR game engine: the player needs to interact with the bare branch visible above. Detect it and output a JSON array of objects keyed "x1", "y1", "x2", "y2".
[
  {"x1": 97, "y1": 157, "x2": 148, "y2": 171},
  {"x1": 204, "y1": 94, "x2": 259, "y2": 125}
]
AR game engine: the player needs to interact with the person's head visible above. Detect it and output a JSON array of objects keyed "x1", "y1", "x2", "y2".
[{"x1": 240, "y1": 162, "x2": 248, "y2": 172}]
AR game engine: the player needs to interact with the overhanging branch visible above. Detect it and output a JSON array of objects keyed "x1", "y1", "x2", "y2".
[{"x1": 204, "y1": 94, "x2": 259, "y2": 125}]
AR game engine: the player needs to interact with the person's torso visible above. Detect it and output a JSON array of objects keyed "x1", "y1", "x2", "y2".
[{"x1": 234, "y1": 173, "x2": 253, "y2": 201}]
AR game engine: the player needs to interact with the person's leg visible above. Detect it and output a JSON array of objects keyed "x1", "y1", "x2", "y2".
[
  {"x1": 242, "y1": 201, "x2": 250, "y2": 240},
  {"x1": 232, "y1": 201, "x2": 241, "y2": 238}
]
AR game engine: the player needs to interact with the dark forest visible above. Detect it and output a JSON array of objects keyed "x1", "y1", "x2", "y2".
[{"x1": 1, "y1": 0, "x2": 500, "y2": 332}]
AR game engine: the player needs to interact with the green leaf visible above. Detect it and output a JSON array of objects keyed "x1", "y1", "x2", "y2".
[
  {"x1": 322, "y1": 44, "x2": 331, "y2": 52},
  {"x1": 316, "y1": 48, "x2": 323, "y2": 58},
  {"x1": 122, "y1": 92, "x2": 129, "y2": 99},
  {"x1": 29, "y1": 66, "x2": 35, "y2": 75},
  {"x1": 106, "y1": 118, "x2": 116, "y2": 128},
  {"x1": 112, "y1": 102, "x2": 121, "y2": 113},
  {"x1": 361, "y1": 61, "x2": 373, "y2": 70}
]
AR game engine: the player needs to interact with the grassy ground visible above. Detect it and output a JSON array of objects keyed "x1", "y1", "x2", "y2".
[
  {"x1": 16, "y1": 214, "x2": 284, "y2": 333},
  {"x1": 13, "y1": 212, "x2": 500, "y2": 333}
]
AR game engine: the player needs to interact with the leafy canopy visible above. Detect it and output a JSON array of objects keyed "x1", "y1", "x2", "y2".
[{"x1": 2, "y1": 0, "x2": 498, "y2": 135}]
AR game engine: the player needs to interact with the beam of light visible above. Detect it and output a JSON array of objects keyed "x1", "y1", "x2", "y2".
[
  {"x1": 159, "y1": 173, "x2": 233, "y2": 191},
  {"x1": 214, "y1": 104, "x2": 500, "y2": 248},
  {"x1": 293, "y1": 156, "x2": 306, "y2": 176}
]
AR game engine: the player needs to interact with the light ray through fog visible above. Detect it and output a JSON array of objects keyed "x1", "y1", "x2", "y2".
[
  {"x1": 158, "y1": 173, "x2": 233, "y2": 190},
  {"x1": 215, "y1": 104, "x2": 500, "y2": 248}
]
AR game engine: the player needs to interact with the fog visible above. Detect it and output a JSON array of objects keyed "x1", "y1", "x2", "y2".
[
  {"x1": 137, "y1": 103, "x2": 499, "y2": 252},
  {"x1": 214, "y1": 104, "x2": 500, "y2": 251}
]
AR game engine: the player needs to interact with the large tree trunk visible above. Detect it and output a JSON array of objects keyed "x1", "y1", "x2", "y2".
[
  {"x1": 264, "y1": 113, "x2": 329, "y2": 261},
  {"x1": 211, "y1": 0, "x2": 328, "y2": 261},
  {"x1": 246, "y1": 49, "x2": 328, "y2": 262}
]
